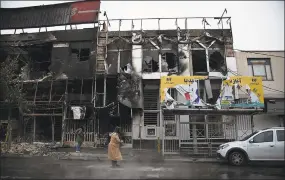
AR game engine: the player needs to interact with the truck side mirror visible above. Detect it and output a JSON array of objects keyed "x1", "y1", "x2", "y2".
[{"x1": 249, "y1": 139, "x2": 254, "y2": 143}]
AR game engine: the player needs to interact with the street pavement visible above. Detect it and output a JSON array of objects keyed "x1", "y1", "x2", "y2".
[{"x1": 1, "y1": 156, "x2": 285, "y2": 179}]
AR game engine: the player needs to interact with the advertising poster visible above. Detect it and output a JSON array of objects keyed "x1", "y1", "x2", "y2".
[
  {"x1": 216, "y1": 76, "x2": 264, "y2": 109},
  {"x1": 160, "y1": 76, "x2": 208, "y2": 109}
]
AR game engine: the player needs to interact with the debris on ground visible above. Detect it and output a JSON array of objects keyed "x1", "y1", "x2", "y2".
[{"x1": 1, "y1": 142, "x2": 71, "y2": 159}]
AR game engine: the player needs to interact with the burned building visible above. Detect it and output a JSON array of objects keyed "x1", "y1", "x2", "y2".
[
  {"x1": 1, "y1": 2, "x2": 264, "y2": 157},
  {"x1": 0, "y1": 1, "x2": 101, "y2": 146}
]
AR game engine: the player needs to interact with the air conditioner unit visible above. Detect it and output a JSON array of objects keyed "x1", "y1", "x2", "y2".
[{"x1": 145, "y1": 125, "x2": 157, "y2": 137}]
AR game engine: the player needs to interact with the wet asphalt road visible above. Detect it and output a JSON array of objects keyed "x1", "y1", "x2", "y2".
[{"x1": 1, "y1": 157, "x2": 285, "y2": 179}]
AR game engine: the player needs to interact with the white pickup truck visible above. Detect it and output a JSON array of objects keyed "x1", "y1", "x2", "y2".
[{"x1": 217, "y1": 127, "x2": 284, "y2": 166}]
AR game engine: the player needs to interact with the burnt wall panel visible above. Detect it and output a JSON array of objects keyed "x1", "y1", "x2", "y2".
[
  {"x1": 50, "y1": 46, "x2": 69, "y2": 75},
  {"x1": 0, "y1": 28, "x2": 98, "y2": 45},
  {"x1": 51, "y1": 41, "x2": 94, "y2": 79}
]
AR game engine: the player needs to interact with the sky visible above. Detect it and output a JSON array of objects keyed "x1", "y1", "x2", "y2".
[{"x1": 1, "y1": 1, "x2": 284, "y2": 51}]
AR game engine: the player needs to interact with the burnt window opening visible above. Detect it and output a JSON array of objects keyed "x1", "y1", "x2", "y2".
[
  {"x1": 143, "y1": 56, "x2": 159, "y2": 73},
  {"x1": 22, "y1": 83, "x2": 37, "y2": 101},
  {"x1": 35, "y1": 117, "x2": 53, "y2": 142},
  {"x1": 67, "y1": 80, "x2": 82, "y2": 94},
  {"x1": 209, "y1": 51, "x2": 226, "y2": 73},
  {"x1": 192, "y1": 50, "x2": 208, "y2": 75},
  {"x1": 142, "y1": 44, "x2": 159, "y2": 73},
  {"x1": 162, "y1": 52, "x2": 178, "y2": 73},
  {"x1": 106, "y1": 78, "x2": 118, "y2": 105},
  {"x1": 35, "y1": 82, "x2": 52, "y2": 101},
  {"x1": 71, "y1": 48, "x2": 90, "y2": 62},
  {"x1": 29, "y1": 44, "x2": 52, "y2": 72},
  {"x1": 120, "y1": 51, "x2": 132, "y2": 72},
  {"x1": 82, "y1": 79, "x2": 93, "y2": 94}
]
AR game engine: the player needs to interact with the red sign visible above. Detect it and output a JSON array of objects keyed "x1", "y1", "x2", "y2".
[{"x1": 70, "y1": 1, "x2": 101, "y2": 24}]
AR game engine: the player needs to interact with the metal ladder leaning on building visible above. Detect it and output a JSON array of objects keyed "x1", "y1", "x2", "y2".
[{"x1": 94, "y1": 12, "x2": 109, "y2": 147}]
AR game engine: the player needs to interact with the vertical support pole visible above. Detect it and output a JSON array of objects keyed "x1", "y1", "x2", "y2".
[
  {"x1": 51, "y1": 116, "x2": 55, "y2": 142},
  {"x1": 93, "y1": 77, "x2": 97, "y2": 146},
  {"x1": 160, "y1": 108, "x2": 164, "y2": 156},
  {"x1": 49, "y1": 80, "x2": 53, "y2": 103},
  {"x1": 91, "y1": 77, "x2": 94, "y2": 103},
  {"x1": 188, "y1": 44, "x2": 193, "y2": 76},
  {"x1": 158, "y1": 54, "x2": 162, "y2": 73},
  {"x1": 33, "y1": 116, "x2": 36, "y2": 142},
  {"x1": 7, "y1": 106, "x2": 12, "y2": 149},
  {"x1": 131, "y1": 108, "x2": 133, "y2": 147},
  {"x1": 80, "y1": 78, "x2": 83, "y2": 104},
  {"x1": 192, "y1": 116, "x2": 197, "y2": 154},
  {"x1": 250, "y1": 115, "x2": 254, "y2": 133},
  {"x1": 205, "y1": 48, "x2": 210, "y2": 73},
  {"x1": 117, "y1": 51, "x2": 121, "y2": 73},
  {"x1": 158, "y1": 19, "x2": 160, "y2": 31},
  {"x1": 61, "y1": 79, "x2": 68, "y2": 146},
  {"x1": 177, "y1": 115, "x2": 181, "y2": 148},
  {"x1": 33, "y1": 81, "x2": 38, "y2": 104},
  {"x1": 235, "y1": 115, "x2": 238, "y2": 140},
  {"x1": 103, "y1": 76, "x2": 106, "y2": 107}
]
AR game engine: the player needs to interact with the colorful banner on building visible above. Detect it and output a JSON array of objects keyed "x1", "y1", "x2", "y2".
[
  {"x1": 160, "y1": 76, "x2": 208, "y2": 109},
  {"x1": 160, "y1": 76, "x2": 264, "y2": 110},
  {"x1": 216, "y1": 76, "x2": 264, "y2": 109}
]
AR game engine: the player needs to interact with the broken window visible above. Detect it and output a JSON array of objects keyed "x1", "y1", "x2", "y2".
[
  {"x1": 209, "y1": 50, "x2": 226, "y2": 74},
  {"x1": 95, "y1": 78, "x2": 104, "y2": 107},
  {"x1": 120, "y1": 50, "x2": 132, "y2": 72},
  {"x1": 192, "y1": 50, "x2": 207, "y2": 75},
  {"x1": 34, "y1": 81, "x2": 51, "y2": 101},
  {"x1": 70, "y1": 42, "x2": 92, "y2": 62},
  {"x1": 71, "y1": 48, "x2": 90, "y2": 61},
  {"x1": 50, "y1": 80, "x2": 67, "y2": 102},
  {"x1": 161, "y1": 52, "x2": 178, "y2": 73},
  {"x1": 142, "y1": 42, "x2": 159, "y2": 73},
  {"x1": 106, "y1": 78, "x2": 117, "y2": 105},
  {"x1": 28, "y1": 43, "x2": 52, "y2": 79}
]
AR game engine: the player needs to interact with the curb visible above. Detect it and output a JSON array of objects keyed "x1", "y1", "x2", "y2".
[
  {"x1": 164, "y1": 158, "x2": 220, "y2": 163},
  {"x1": 1, "y1": 153, "x2": 220, "y2": 163}
]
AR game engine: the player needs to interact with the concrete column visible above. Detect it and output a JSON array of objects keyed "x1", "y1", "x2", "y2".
[
  {"x1": 132, "y1": 45, "x2": 143, "y2": 109},
  {"x1": 131, "y1": 45, "x2": 143, "y2": 143}
]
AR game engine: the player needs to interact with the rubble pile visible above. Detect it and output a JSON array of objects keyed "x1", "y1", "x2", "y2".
[
  {"x1": 1, "y1": 142, "x2": 71, "y2": 158},
  {"x1": 1, "y1": 143, "x2": 50, "y2": 156}
]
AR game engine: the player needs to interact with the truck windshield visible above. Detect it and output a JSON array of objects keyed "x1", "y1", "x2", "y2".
[{"x1": 240, "y1": 131, "x2": 259, "y2": 141}]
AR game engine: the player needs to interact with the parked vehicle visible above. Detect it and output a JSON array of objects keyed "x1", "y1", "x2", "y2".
[{"x1": 217, "y1": 127, "x2": 284, "y2": 166}]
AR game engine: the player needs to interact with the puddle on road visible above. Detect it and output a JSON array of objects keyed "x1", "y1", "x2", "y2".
[
  {"x1": 146, "y1": 174, "x2": 160, "y2": 178},
  {"x1": 86, "y1": 165, "x2": 172, "y2": 172}
]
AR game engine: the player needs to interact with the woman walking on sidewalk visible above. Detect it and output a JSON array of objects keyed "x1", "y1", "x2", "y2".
[
  {"x1": 75, "y1": 126, "x2": 84, "y2": 153},
  {"x1": 108, "y1": 126, "x2": 123, "y2": 168}
]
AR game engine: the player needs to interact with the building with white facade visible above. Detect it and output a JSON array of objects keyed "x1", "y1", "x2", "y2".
[{"x1": 235, "y1": 51, "x2": 285, "y2": 130}]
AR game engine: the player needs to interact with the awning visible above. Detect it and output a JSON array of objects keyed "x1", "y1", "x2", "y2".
[{"x1": 162, "y1": 108, "x2": 264, "y2": 115}]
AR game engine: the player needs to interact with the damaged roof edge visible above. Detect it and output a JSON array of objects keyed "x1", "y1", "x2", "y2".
[
  {"x1": 105, "y1": 29, "x2": 233, "y2": 38},
  {"x1": 0, "y1": 28, "x2": 98, "y2": 43}
]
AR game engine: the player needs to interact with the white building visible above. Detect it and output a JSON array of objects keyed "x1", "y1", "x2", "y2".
[{"x1": 235, "y1": 51, "x2": 285, "y2": 130}]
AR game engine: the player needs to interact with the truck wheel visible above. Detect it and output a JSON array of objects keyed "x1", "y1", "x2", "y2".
[{"x1": 228, "y1": 151, "x2": 247, "y2": 166}]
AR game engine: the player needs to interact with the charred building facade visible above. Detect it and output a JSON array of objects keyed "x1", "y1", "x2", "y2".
[{"x1": 0, "y1": 2, "x2": 263, "y2": 157}]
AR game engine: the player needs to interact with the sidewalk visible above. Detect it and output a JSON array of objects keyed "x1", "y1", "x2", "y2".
[{"x1": 1, "y1": 147, "x2": 220, "y2": 163}]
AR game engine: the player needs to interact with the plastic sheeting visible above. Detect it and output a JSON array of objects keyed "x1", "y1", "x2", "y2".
[{"x1": 71, "y1": 106, "x2": 86, "y2": 120}]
